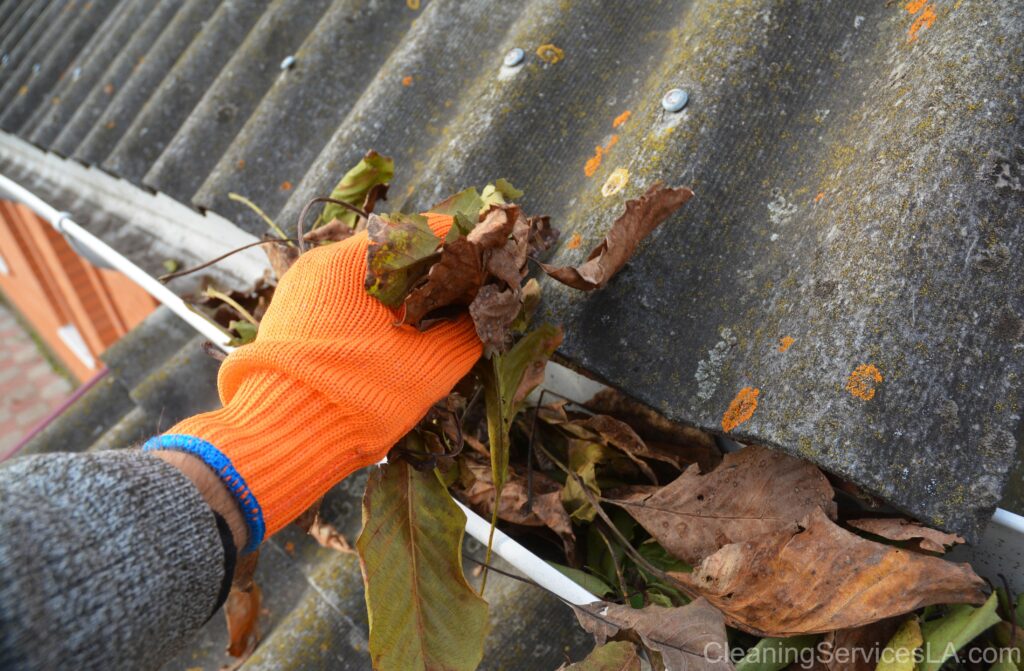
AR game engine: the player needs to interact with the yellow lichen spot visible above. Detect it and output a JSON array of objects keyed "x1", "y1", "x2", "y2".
[
  {"x1": 566, "y1": 232, "x2": 582, "y2": 250},
  {"x1": 401, "y1": 75, "x2": 413, "y2": 87},
  {"x1": 846, "y1": 364, "x2": 883, "y2": 400},
  {"x1": 17, "y1": 85, "x2": 28, "y2": 96},
  {"x1": 51, "y1": 96, "x2": 60, "y2": 105},
  {"x1": 280, "y1": 180, "x2": 293, "y2": 191},
  {"x1": 536, "y1": 43, "x2": 564, "y2": 64},
  {"x1": 406, "y1": 0, "x2": 420, "y2": 9},
  {"x1": 722, "y1": 387, "x2": 759, "y2": 433},
  {"x1": 778, "y1": 336, "x2": 795, "y2": 353},
  {"x1": 601, "y1": 168, "x2": 629, "y2": 197},
  {"x1": 612, "y1": 110, "x2": 631, "y2": 128}
]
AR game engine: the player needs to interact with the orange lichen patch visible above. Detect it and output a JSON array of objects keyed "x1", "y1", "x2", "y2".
[
  {"x1": 51, "y1": 96, "x2": 60, "y2": 105},
  {"x1": 536, "y1": 43, "x2": 564, "y2": 64},
  {"x1": 284, "y1": 541, "x2": 295, "y2": 556},
  {"x1": 584, "y1": 135, "x2": 620, "y2": 177},
  {"x1": 566, "y1": 232, "x2": 583, "y2": 250},
  {"x1": 103, "y1": 83, "x2": 114, "y2": 95},
  {"x1": 401, "y1": 75, "x2": 413, "y2": 87},
  {"x1": 905, "y1": 0, "x2": 937, "y2": 42},
  {"x1": 846, "y1": 364, "x2": 883, "y2": 400},
  {"x1": 584, "y1": 146, "x2": 606, "y2": 177},
  {"x1": 814, "y1": 191, "x2": 825, "y2": 203},
  {"x1": 602, "y1": 167, "x2": 630, "y2": 197},
  {"x1": 280, "y1": 181, "x2": 293, "y2": 191},
  {"x1": 17, "y1": 85, "x2": 27, "y2": 96},
  {"x1": 406, "y1": 0, "x2": 420, "y2": 9},
  {"x1": 778, "y1": 336, "x2": 795, "y2": 353},
  {"x1": 236, "y1": 159, "x2": 246, "y2": 170},
  {"x1": 722, "y1": 387, "x2": 760, "y2": 433},
  {"x1": 612, "y1": 110, "x2": 631, "y2": 128},
  {"x1": 105, "y1": 120, "x2": 116, "y2": 129}
]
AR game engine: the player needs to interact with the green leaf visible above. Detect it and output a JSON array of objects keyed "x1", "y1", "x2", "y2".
[
  {"x1": 877, "y1": 618, "x2": 923, "y2": 671},
  {"x1": 560, "y1": 641, "x2": 642, "y2": 671},
  {"x1": 919, "y1": 593, "x2": 1001, "y2": 671},
  {"x1": 428, "y1": 187, "x2": 484, "y2": 219},
  {"x1": 546, "y1": 561, "x2": 615, "y2": 597},
  {"x1": 991, "y1": 659, "x2": 1020, "y2": 671},
  {"x1": 357, "y1": 461, "x2": 489, "y2": 671},
  {"x1": 482, "y1": 324, "x2": 563, "y2": 493},
  {"x1": 735, "y1": 635, "x2": 819, "y2": 671},
  {"x1": 637, "y1": 539, "x2": 691, "y2": 573},
  {"x1": 364, "y1": 213, "x2": 440, "y2": 307},
  {"x1": 228, "y1": 320, "x2": 257, "y2": 346},
  {"x1": 481, "y1": 179, "x2": 523, "y2": 209},
  {"x1": 319, "y1": 151, "x2": 394, "y2": 228}
]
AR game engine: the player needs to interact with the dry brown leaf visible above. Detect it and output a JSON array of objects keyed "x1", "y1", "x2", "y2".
[
  {"x1": 225, "y1": 551, "x2": 261, "y2": 660},
  {"x1": 455, "y1": 454, "x2": 575, "y2": 560},
  {"x1": 573, "y1": 598, "x2": 733, "y2": 671},
  {"x1": 672, "y1": 508, "x2": 988, "y2": 637},
  {"x1": 303, "y1": 218, "x2": 357, "y2": 244},
  {"x1": 308, "y1": 517, "x2": 356, "y2": 554},
  {"x1": 262, "y1": 236, "x2": 299, "y2": 280},
  {"x1": 526, "y1": 215, "x2": 560, "y2": 258},
  {"x1": 540, "y1": 183, "x2": 693, "y2": 290},
  {"x1": 361, "y1": 182, "x2": 389, "y2": 218},
  {"x1": 846, "y1": 517, "x2": 965, "y2": 554},
  {"x1": 611, "y1": 445, "x2": 836, "y2": 564},
  {"x1": 469, "y1": 284, "x2": 521, "y2": 354},
  {"x1": 586, "y1": 388, "x2": 721, "y2": 470},
  {"x1": 403, "y1": 235, "x2": 486, "y2": 325}
]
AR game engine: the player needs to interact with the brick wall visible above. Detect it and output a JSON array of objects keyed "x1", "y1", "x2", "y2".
[{"x1": 0, "y1": 200, "x2": 156, "y2": 381}]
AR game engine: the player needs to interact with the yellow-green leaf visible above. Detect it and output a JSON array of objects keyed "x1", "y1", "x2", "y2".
[
  {"x1": 918, "y1": 593, "x2": 1000, "y2": 671},
  {"x1": 735, "y1": 635, "x2": 819, "y2": 671},
  {"x1": 876, "y1": 618, "x2": 922, "y2": 671},
  {"x1": 364, "y1": 213, "x2": 440, "y2": 307},
  {"x1": 357, "y1": 461, "x2": 489, "y2": 671},
  {"x1": 319, "y1": 150, "x2": 394, "y2": 228}
]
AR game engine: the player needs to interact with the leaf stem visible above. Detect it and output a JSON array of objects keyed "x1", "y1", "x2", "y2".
[
  {"x1": 158, "y1": 238, "x2": 296, "y2": 283},
  {"x1": 203, "y1": 287, "x2": 259, "y2": 326},
  {"x1": 478, "y1": 503, "x2": 500, "y2": 596},
  {"x1": 229, "y1": 192, "x2": 294, "y2": 246}
]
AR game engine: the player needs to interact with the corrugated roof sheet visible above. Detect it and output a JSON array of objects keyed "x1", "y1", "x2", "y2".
[{"x1": 1, "y1": 0, "x2": 1022, "y2": 663}]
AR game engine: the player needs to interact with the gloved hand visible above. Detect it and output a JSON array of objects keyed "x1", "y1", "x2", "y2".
[{"x1": 145, "y1": 214, "x2": 481, "y2": 551}]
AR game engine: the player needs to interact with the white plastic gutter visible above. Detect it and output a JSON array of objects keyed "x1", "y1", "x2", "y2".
[{"x1": 0, "y1": 173, "x2": 597, "y2": 606}]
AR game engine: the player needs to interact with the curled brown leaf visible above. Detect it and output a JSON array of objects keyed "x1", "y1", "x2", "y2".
[
  {"x1": 540, "y1": 182, "x2": 693, "y2": 290},
  {"x1": 847, "y1": 517, "x2": 965, "y2": 554}
]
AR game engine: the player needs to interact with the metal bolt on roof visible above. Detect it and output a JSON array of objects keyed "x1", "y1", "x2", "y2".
[
  {"x1": 503, "y1": 47, "x2": 525, "y2": 67},
  {"x1": 279, "y1": 54, "x2": 296, "y2": 71},
  {"x1": 661, "y1": 88, "x2": 689, "y2": 113}
]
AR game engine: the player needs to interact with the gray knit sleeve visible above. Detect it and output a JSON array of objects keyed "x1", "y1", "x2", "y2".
[{"x1": 0, "y1": 450, "x2": 228, "y2": 671}]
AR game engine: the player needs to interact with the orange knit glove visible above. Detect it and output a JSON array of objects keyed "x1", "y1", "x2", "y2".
[{"x1": 144, "y1": 215, "x2": 481, "y2": 551}]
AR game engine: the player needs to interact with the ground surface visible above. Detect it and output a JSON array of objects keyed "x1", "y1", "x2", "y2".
[{"x1": 0, "y1": 302, "x2": 73, "y2": 456}]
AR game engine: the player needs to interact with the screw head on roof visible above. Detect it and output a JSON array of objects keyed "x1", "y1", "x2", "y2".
[
  {"x1": 661, "y1": 88, "x2": 689, "y2": 113},
  {"x1": 280, "y1": 55, "x2": 296, "y2": 71},
  {"x1": 503, "y1": 47, "x2": 525, "y2": 68}
]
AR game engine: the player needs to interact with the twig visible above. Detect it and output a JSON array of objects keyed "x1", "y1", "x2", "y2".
[
  {"x1": 159, "y1": 238, "x2": 296, "y2": 283},
  {"x1": 531, "y1": 440, "x2": 691, "y2": 596},
  {"x1": 204, "y1": 286, "x2": 259, "y2": 326},
  {"x1": 296, "y1": 196, "x2": 368, "y2": 254},
  {"x1": 596, "y1": 526, "x2": 630, "y2": 601},
  {"x1": 229, "y1": 192, "x2": 294, "y2": 246}
]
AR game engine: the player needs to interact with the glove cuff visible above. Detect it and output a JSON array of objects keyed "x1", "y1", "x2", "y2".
[{"x1": 144, "y1": 370, "x2": 387, "y2": 549}]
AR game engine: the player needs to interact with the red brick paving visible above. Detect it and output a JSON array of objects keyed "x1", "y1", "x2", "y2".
[{"x1": 0, "y1": 302, "x2": 74, "y2": 456}]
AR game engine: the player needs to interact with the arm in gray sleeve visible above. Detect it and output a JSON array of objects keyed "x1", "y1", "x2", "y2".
[{"x1": 0, "y1": 450, "x2": 234, "y2": 671}]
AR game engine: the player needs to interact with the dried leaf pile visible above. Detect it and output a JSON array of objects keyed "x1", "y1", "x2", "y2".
[{"x1": 183, "y1": 152, "x2": 1017, "y2": 671}]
